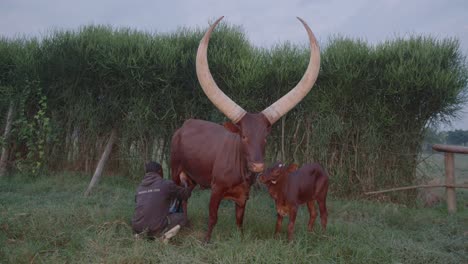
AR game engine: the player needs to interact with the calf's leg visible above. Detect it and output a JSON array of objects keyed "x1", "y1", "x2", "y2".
[
  {"x1": 306, "y1": 201, "x2": 318, "y2": 232},
  {"x1": 287, "y1": 207, "x2": 298, "y2": 242},
  {"x1": 275, "y1": 213, "x2": 283, "y2": 237},
  {"x1": 318, "y1": 197, "x2": 328, "y2": 231}
]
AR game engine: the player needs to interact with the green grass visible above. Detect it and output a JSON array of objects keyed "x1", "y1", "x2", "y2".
[{"x1": 1, "y1": 173, "x2": 467, "y2": 264}]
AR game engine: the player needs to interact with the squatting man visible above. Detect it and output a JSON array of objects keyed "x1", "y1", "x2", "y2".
[{"x1": 132, "y1": 161, "x2": 193, "y2": 243}]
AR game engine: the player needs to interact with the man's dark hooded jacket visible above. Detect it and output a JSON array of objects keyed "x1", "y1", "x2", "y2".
[{"x1": 132, "y1": 172, "x2": 191, "y2": 236}]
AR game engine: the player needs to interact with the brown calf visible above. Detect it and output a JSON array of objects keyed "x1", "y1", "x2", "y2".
[{"x1": 259, "y1": 161, "x2": 329, "y2": 241}]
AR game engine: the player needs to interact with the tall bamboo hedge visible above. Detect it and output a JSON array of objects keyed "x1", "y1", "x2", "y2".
[{"x1": 1, "y1": 22, "x2": 467, "y2": 201}]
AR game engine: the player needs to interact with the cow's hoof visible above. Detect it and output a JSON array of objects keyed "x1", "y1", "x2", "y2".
[
  {"x1": 185, "y1": 220, "x2": 193, "y2": 229},
  {"x1": 203, "y1": 237, "x2": 212, "y2": 245}
]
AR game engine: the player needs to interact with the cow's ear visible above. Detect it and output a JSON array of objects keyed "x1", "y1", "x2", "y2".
[
  {"x1": 287, "y1": 163, "x2": 299, "y2": 173},
  {"x1": 224, "y1": 122, "x2": 240, "y2": 134}
]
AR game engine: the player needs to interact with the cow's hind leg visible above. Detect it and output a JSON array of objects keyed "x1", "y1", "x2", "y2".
[
  {"x1": 178, "y1": 171, "x2": 195, "y2": 220},
  {"x1": 205, "y1": 188, "x2": 224, "y2": 243},
  {"x1": 306, "y1": 201, "x2": 318, "y2": 232}
]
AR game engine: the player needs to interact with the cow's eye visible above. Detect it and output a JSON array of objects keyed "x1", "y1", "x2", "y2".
[{"x1": 242, "y1": 135, "x2": 247, "y2": 140}]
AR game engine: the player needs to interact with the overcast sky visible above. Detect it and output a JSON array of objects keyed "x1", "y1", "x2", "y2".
[{"x1": 1, "y1": 0, "x2": 467, "y2": 129}]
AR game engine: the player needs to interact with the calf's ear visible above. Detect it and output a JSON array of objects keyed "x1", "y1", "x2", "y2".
[
  {"x1": 223, "y1": 122, "x2": 240, "y2": 134},
  {"x1": 287, "y1": 163, "x2": 299, "y2": 173}
]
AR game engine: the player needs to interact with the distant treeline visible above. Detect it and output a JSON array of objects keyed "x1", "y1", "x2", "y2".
[
  {"x1": 424, "y1": 129, "x2": 468, "y2": 148},
  {"x1": 1, "y1": 22, "x2": 467, "y2": 201}
]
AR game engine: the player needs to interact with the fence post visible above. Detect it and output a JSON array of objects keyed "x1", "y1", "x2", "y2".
[
  {"x1": 432, "y1": 144, "x2": 468, "y2": 214},
  {"x1": 444, "y1": 152, "x2": 456, "y2": 213}
]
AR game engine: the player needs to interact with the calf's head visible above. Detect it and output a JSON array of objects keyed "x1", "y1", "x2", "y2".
[
  {"x1": 196, "y1": 16, "x2": 320, "y2": 173},
  {"x1": 259, "y1": 161, "x2": 298, "y2": 185}
]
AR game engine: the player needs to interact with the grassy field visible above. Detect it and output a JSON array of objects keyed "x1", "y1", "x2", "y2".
[{"x1": 1, "y1": 172, "x2": 467, "y2": 264}]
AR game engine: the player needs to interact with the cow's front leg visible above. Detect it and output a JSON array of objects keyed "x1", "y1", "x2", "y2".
[
  {"x1": 230, "y1": 184, "x2": 249, "y2": 231},
  {"x1": 287, "y1": 206, "x2": 298, "y2": 242},
  {"x1": 275, "y1": 213, "x2": 283, "y2": 237},
  {"x1": 205, "y1": 188, "x2": 224, "y2": 243},
  {"x1": 235, "y1": 202, "x2": 246, "y2": 230}
]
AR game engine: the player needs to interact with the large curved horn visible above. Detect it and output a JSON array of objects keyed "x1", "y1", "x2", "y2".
[
  {"x1": 196, "y1": 16, "x2": 247, "y2": 123},
  {"x1": 262, "y1": 17, "x2": 321, "y2": 125}
]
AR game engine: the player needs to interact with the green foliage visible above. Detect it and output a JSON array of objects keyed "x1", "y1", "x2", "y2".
[
  {"x1": 12, "y1": 83, "x2": 56, "y2": 175},
  {"x1": 0, "y1": 23, "x2": 467, "y2": 200},
  {"x1": 1, "y1": 174, "x2": 466, "y2": 263}
]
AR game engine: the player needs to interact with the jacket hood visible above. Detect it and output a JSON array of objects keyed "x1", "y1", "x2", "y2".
[{"x1": 141, "y1": 172, "x2": 162, "y2": 186}]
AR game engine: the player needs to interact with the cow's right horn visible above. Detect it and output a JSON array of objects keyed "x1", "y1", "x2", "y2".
[
  {"x1": 262, "y1": 17, "x2": 321, "y2": 125},
  {"x1": 196, "y1": 16, "x2": 247, "y2": 124}
]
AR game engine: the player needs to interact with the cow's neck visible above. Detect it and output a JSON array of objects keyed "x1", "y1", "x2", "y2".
[
  {"x1": 223, "y1": 132, "x2": 250, "y2": 183},
  {"x1": 237, "y1": 137, "x2": 250, "y2": 183}
]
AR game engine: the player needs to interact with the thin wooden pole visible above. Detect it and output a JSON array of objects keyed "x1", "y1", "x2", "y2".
[
  {"x1": 445, "y1": 152, "x2": 456, "y2": 213},
  {"x1": 84, "y1": 129, "x2": 117, "y2": 196},
  {"x1": 365, "y1": 184, "x2": 468, "y2": 195},
  {"x1": 0, "y1": 102, "x2": 15, "y2": 177}
]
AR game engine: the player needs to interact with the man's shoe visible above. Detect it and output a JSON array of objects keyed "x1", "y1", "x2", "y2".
[{"x1": 161, "y1": 225, "x2": 181, "y2": 244}]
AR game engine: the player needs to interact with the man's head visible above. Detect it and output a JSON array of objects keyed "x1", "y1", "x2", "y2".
[{"x1": 145, "y1": 161, "x2": 163, "y2": 176}]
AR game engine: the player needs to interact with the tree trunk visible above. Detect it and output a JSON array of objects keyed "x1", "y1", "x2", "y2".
[
  {"x1": 0, "y1": 102, "x2": 15, "y2": 177},
  {"x1": 84, "y1": 129, "x2": 117, "y2": 196}
]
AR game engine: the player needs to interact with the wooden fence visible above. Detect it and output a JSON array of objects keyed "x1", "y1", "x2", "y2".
[{"x1": 366, "y1": 144, "x2": 468, "y2": 213}]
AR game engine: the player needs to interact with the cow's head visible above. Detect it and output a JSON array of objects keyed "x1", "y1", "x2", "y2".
[
  {"x1": 259, "y1": 161, "x2": 299, "y2": 185},
  {"x1": 223, "y1": 113, "x2": 271, "y2": 172},
  {"x1": 196, "y1": 16, "x2": 320, "y2": 173}
]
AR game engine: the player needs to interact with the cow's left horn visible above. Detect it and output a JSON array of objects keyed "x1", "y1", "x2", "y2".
[
  {"x1": 262, "y1": 17, "x2": 320, "y2": 125},
  {"x1": 196, "y1": 16, "x2": 247, "y2": 123}
]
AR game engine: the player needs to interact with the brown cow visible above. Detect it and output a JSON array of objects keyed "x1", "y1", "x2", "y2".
[
  {"x1": 170, "y1": 16, "x2": 321, "y2": 242},
  {"x1": 259, "y1": 161, "x2": 329, "y2": 241}
]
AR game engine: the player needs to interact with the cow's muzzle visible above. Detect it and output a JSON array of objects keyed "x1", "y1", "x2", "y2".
[{"x1": 249, "y1": 162, "x2": 265, "y2": 173}]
